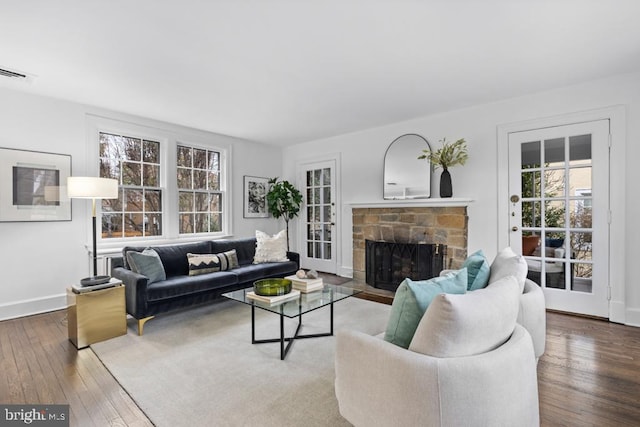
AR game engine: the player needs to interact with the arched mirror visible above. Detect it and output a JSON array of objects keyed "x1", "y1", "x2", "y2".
[{"x1": 383, "y1": 134, "x2": 431, "y2": 199}]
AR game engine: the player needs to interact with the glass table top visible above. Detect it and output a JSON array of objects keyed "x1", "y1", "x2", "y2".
[{"x1": 222, "y1": 284, "x2": 362, "y2": 318}]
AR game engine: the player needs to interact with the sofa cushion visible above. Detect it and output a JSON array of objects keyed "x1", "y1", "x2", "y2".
[
  {"x1": 383, "y1": 270, "x2": 468, "y2": 349},
  {"x1": 152, "y1": 241, "x2": 212, "y2": 277},
  {"x1": 253, "y1": 230, "x2": 289, "y2": 263},
  {"x1": 146, "y1": 271, "x2": 238, "y2": 302},
  {"x1": 461, "y1": 250, "x2": 490, "y2": 291},
  {"x1": 211, "y1": 238, "x2": 256, "y2": 266},
  {"x1": 489, "y1": 247, "x2": 528, "y2": 292},
  {"x1": 126, "y1": 248, "x2": 166, "y2": 284},
  {"x1": 409, "y1": 275, "x2": 520, "y2": 357}
]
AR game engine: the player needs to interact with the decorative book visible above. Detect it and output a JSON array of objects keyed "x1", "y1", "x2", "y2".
[
  {"x1": 246, "y1": 289, "x2": 300, "y2": 305},
  {"x1": 285, "y1": 275, "x2": 324, "y2": 293}
]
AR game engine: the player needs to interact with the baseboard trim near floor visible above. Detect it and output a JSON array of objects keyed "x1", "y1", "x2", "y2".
[{"x1": 0, "y1": 294, "x2": 66, "y2": 321}]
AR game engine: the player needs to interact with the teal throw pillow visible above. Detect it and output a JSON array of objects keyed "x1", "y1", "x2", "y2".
[
  {"x1": 384, "y1": 269, "x2": 468, "y2": 349},
  {"x1": 127, "y1": 248, "x2": 166, "y2": 284},
  {"x1": 462, "y1": 250, "x2": 490, "y2": 291}
]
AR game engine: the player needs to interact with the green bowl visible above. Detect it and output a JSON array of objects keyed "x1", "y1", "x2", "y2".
[{"x1": 253, "y1": 278, "x2": 292, "y2": 296}]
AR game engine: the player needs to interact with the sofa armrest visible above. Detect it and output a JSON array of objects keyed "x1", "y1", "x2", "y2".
[
  {"x1": 519, "y1": 279, "x2": 546, "y2": 359},
  {"x1": 287, "y1": 251, "x2": 300, "y2": 269},
  {"x1": 112, "y1": 266, "x2": 149, "y2": 319}
]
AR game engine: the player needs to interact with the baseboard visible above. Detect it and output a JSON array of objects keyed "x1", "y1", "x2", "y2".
[
  {"x1": 337, "y1": 265, "x2": 353, "y2": 278},
  {"x1": 609, "y1": 300, "x2": 626, "y2": 324},
  {"x1": 0, "y1": 293, "x2": 66, "y2": 322},
  {"x1": 624, "y1": 308, "x2": 640, "y2": 328}
]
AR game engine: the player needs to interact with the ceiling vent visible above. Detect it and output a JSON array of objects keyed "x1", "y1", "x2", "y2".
[{"x1": 0, "y1": 66, "x2": 35, "y2": 84}]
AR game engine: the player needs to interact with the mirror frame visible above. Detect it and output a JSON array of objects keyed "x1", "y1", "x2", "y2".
[{"x1": 383, "y1": 133, "x2": 432, "y2": 199}]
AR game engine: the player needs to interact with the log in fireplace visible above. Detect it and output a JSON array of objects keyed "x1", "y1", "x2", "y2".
[{"x1": 365, "y1": 240, "x2": 446, "y2": 292}]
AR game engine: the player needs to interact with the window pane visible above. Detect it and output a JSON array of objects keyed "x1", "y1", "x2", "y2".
[
  {"x1": 195, "y1": 192, "x2": 208, "y2": 210},
  {"x1": 179, "y1": 192, "x2": 193, "y2": 212},
  {"x1": 210, "y1": 213, "x2": 221, "y2": 232},
  {"x1": 177, "y1": 168, "x2": 192, "y2": 189},
  {"x1": 569, "y1": 134, "x2": 591, "y2": 165},
  {"x1": 122, "y1": 162, "x2": 142, "y2": 186},
  {"x1": 544, "y1": 169, "x2": 565, "y2": 197},
  {"x1": 102, "y1": 188, "x2": 122, "y2": 212},
  {"x1": 195, "y1": 213, "x2": 209, "y2": 233},
  {"x1": 102, "y1": 213, "x2": 122, "y2": 238},
  {"x1": 208, "y1": 151, "x2": 219, "y2": 171},
  {"x1": 322, "y1": 168, "x2": 331, "y2": 185},
  {"x1": 100, "y1": 159, "x2": 120, "y2": 181},
  {"x1": 322, "y1": 186, "x2": 331, "y2": 204},
  {"x1": 194, "y1": 170, "x2": 207, "y2": 190},
  {"x1": 208, "y1": 172, "x2": 220, "y2": 191},
  {"x1": 145, "y1": 190, "x2": 161, "y2": 212},
  {"x1": 145, "y1": 213, "x2": 162, "y2": 236},
  {"x1": 209, "y1": 194, "x2": 221, "y2": 212},
  {"x1": 143, "y1": 140, "x2": 160, "y2": 163},
  {"x1": 144, "y1": 164, "x2": 159, "y2": 187},
  {"x1": 544, "y1": 138, "x2": 564, "y2": 166},
  {"x1": 180, "y1": 213, "x2": 193, "y2": 233},
  {"x1": 125, "y1": 189, "x2": 144, "y2": 212},
  {"x1": 544, "y1": 200, "x2": 565, "y2": 228},
  {"x1": 124, "y1": 213, "x2": 144, "y2": 237},
  {"x1": 177, "y1": 146, "x2": 192, "y2": 167},
  {"x1": 521, "y1": 171, "x2": 540, "y2": 198},
  {"x1": 194, "y1": 149, "x2": 207, "y2": 169}
]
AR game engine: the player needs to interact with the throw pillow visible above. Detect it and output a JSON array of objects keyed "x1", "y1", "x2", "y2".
[
  {"x1": 253, "y1": 230, "x2": 289, "y2": 263},
  {"x1": 127, "y1": 248, "x2": 166, "y2": 284},
  {"x1": 409, "y1": 275, "x2": 520, "y2": 358},
  {"x1": 489, "y1": 247, "x2": 528, "y2": 292},
  {"x1": 187, "y1": 253, "x2": 221, "y2": 276},
  {"x1": 216, "y1": 249, "x2": 239, "y2": 270},
  {"x1": 383, "y1": 269, "x2": 468, "y2": 349},
  {"x1": 461, "y1": 250, "x2": 490, "y2": 291}
]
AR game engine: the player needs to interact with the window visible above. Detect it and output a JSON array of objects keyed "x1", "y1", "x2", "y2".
[
  {"x1": 177, "y1": 144, "x2": 223, "y2": 234},
  {"x1": 99, "y1": 132, "x2": 162, "y2": 238}
]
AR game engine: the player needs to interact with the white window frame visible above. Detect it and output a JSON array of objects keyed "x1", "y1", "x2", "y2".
[{"x1": 86, "y1": 114, "x2": 232, "y2": 253}]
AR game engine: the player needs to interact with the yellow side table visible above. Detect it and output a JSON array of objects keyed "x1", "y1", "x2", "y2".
[{"x1": 67, "y1": 281, "x2": 127, "y2": 349}]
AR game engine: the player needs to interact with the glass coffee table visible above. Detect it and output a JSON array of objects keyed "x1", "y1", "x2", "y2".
[{"x1": 222, "y1": 283, "x2": 362, "y2": 360}]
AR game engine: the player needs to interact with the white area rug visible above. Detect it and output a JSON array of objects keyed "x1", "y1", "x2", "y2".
[{"x1": 91, "y1": 296, "x2": 391, "y2": 427}]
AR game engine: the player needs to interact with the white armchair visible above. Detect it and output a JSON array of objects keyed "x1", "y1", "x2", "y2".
[{"x1": 335, "y1": 276, "x2": 540, "y2": 427}]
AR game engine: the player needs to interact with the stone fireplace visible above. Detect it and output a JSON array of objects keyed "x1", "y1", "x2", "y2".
[{"x1": 352, "y1": 203, "x2": 469, "y2": 286}]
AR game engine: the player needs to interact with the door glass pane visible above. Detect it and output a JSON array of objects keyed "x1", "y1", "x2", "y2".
[
  {"x1": 544, "y1": 200, "x2": 565, "y2": 228},
  {"x1": 522, "y1": 201, "x2": 541, "y2": 228},
  {"x1": 572, "y1": 262, "x2": 592, "y2": 293},
  {"x1": 521, "y1": 141, "x2": 541, "y2": 169},
  {"x1": 569, "y1": 200, "x2": 592, "y2": 228},
  {"x1": 522, "y1": 171, "x2": 541, "y2": 198},
  {"x1": 544, "y1": 169, "x2": 565, "y2": 197},
  {"x1": 544, "y1": 138, "x2": 565, "y2": 166},
  {"x1": 569, "y1": 167, "x2": 592, "y2": 197},
  {"x1": 322, "y1": 168, "x2": 331, "y2": 185},
  {"x1": 323, "y1": 243, "x2": 331, "y2": 260},
  {"x1": 569, "y1": 134, "x2": 592, "y2": 165}
]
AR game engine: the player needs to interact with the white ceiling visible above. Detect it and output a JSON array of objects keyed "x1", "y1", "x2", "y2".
[{"x1": 2, "y1": 1, "x2": 640, "y2": 146}]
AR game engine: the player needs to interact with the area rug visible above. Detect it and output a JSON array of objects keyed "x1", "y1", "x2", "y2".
[{"x1": 91, "y1": 296, "x2": 391, "y2": 427}]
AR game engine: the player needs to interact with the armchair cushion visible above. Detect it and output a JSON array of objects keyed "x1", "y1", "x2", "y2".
[
  {"x1": 489, "y1": 247, "x2": 527, "y2": 292},
  {"x1": 461, "y1": 249, "x2": 490, "y2": 290},
  {"x1": 383, "y1": 269, "x2": 467, "y2": 349},
  {"x1": 409, "y1": 275, "x2": 520, "y2": 357}
]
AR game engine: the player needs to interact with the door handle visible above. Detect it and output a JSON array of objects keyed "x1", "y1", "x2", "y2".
[{"x1": 512, "y1": 226, "x2": 519, "y2": 232}]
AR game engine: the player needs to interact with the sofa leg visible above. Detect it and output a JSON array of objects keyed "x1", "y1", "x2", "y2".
[{"x1": 137, "y1": 316, "x2": 154, "y2": 336}]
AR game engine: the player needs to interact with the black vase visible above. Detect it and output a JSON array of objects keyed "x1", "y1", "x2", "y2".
[{"x1": 440, "y1": 169, "x2": 452, "y2": 198}]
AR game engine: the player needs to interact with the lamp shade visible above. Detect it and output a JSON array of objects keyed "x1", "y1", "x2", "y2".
[{"x1": 67, "y1": 177, "x2": 118, "y2": 199}]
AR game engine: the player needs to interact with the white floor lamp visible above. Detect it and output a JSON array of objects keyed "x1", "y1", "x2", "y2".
[{"x1": 67, "y1": 176, "x2": 118, "y2": 285}]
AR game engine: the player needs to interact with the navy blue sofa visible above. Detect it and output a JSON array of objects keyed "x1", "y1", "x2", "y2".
[{"x1": 111, "y1": 237, "x2": 299, "y2": 335}]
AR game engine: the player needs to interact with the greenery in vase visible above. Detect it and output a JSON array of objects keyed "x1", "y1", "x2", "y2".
[
  {"x1": 266, "y1": 178, "x2": 303, "y2": 250},
  {"x1": 418, "y1": 137, "x2": 468, "y2": 170}
]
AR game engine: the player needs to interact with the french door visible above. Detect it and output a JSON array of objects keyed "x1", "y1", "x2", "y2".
[
  {"x1": 299, "y1": 159, "x2": 337, "y2": 273},
  {"x1": 508, "y1": 120, "x2": 610, "y2": 317}
]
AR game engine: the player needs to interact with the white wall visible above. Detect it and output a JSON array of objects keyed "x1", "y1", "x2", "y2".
[
  {"x1": 0, "y1": 87, "x2": 283, "y2": 320},
  {"x1": 283, "y1": 71, "x2": 640, "y2": 325}
]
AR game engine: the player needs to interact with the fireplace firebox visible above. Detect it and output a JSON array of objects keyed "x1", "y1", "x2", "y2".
[{"x1": 365, "y1": 240, "x2": 446, "y2": 292}]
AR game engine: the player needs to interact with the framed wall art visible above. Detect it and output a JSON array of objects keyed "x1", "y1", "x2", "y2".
[
  {"x1": 243, "y1": 175, "x2": 269, "y2": 218},
  {"x1": 0, "y1": 147, "x2": 72, "y2": 222}
]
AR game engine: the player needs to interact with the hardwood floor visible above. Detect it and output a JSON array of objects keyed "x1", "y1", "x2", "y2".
[{"x1": 1, "y1": 305, "x2": 640, "y2": 426}]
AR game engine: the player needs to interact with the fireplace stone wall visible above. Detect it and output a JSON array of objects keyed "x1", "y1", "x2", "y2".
[{"x1": 352, "y1": 206, "x2": 468, "y2": 283}]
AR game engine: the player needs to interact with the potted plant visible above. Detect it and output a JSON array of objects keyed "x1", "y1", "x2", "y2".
[
  {"x1": 418, "y1": 137, "x2": 468, "y2": 197},
  {"x1": 266, "y1": 177, "x2": 303, "y2": 250}
]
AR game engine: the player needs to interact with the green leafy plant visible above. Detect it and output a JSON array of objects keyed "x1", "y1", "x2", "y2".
[
  {"x1": 266, "y1": 178, "x2": 303, "y2": 250},
  {"x1": 418, "y1": 138, "x2": 468, "y2": 170}
]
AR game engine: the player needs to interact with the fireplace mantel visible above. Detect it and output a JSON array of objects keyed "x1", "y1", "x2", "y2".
[{"x1": 348, "y1": 198, "x2": 473, "y2": 209}]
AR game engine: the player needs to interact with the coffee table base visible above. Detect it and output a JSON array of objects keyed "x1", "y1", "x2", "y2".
[{"x1": 251, "y1": 302, "x2": 334, "y2": 360}]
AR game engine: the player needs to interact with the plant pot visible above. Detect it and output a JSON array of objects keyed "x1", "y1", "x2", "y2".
[{"x1": 440, "y1": 169, "x2": 452, "y2": 198}]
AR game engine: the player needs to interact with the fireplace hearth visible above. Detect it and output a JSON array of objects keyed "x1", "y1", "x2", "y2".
[{"x1": 365, "y1": 240, "x2": 446, "y2": 292}]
